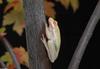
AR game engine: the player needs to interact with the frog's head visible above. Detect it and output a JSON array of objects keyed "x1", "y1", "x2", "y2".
[{"x1": 48, "y1": 17, "x2": 58, "y2": 29}]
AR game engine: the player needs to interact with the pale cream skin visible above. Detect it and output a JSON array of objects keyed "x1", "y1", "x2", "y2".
[{"x1": 41, "y1": 17, "x2": 61, "y2": 63}]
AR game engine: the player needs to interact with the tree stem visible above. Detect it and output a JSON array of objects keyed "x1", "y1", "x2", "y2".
[
  {"x1": 68, "y1": 0, "x2": 100, "y2": 69},
  {"x1": 23, "y1": 0, "x2": 51, "y2": 69}
]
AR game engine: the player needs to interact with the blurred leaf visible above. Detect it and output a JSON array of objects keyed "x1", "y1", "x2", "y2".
[
  {"x1": 7, "y1": 0, "x2": 14, "y2": 3},
  {"x1": 3, "y1": 10, "x2": 16, "y2": 26},
  {"x1": 70, "y1": 0, "x2": 79, "y2": 12},
  {"x1": 0, "y1": 52, "x2": 15, "y2": 69},
  {"x1": 44, "y1": 1, "x2": 56, "y2": 17},
  {"x1": 0, "y1": 46, "x2": 29, "y2": 67},
  {"x1": 57, "y1": 0, "x2": 79, "y2": 12},
  {"x1": 13, "y1": 20, "x2": 25, "y2": 36},
  {"x1": 6, "y1": 0, "x2": 23, "y2": 12},
  {"x1": 3, "y1": 0, "x2": 25, "y2": 36},
  {"x1": 8, "y1": 64, "x2": 15, "y2": 69},
  {"x1": 4, "y1": 0, "x2": 22, "y2": 13},
  {"x1": 0, "y1": 52, "x2": 13, "y2": 65},
  {"x1": 0, "y1": 0, "x2": 2, "y2": 4},
  {"x1": 13, "y1": 47, "x2": 29, "y2": 67},
  {"x1": 3, "y1": 10, "x2": 25, "y2": 36},
  {"x1": 0, "y1": 27, "x2": 6, "y2": 39},
  {"x1": 0, "y1": 27, "x2": 6, "y2": 33}
]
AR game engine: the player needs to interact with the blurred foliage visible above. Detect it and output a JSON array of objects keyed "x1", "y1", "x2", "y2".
[
  {"x1": 0, "y1": 47, "x2": 28, "y2": 69},
  {"x1": 44, "y1": 1, "x2": 56, "y2": 17},
  {"x1": 3, "y1": 0, "x2": 25, "y2": 36},
  {"x1": 0, "y1": 27, "x2": 6, "y2": 33},
  {"x1": 0, "y1": 0, "x2": 79, "y2": 36},
  {"x1": 0, "y1": 27, "x2": 6, "y2": 39},
  {"x1": 57, "y1": 0, "x2": 79, "y2": 12},
  {"x1": 0, "y1": 0, "x2": 2, "y2": 4}
]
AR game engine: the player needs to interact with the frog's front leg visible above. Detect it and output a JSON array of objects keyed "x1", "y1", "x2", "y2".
[{"x1": 41, "y1": 34, "x2": 54, "y2": 62}]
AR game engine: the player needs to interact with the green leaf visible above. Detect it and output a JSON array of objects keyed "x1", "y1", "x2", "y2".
[
  {"x1": 0, "y1": 52, "x2": 13, "y2": 65},
  {"x1": 0, "y1": 27, "x2": 6, "y2": 33}
]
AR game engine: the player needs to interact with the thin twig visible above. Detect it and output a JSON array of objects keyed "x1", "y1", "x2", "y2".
[
  {"x1": 68, "y1": 0, "x2": 100, "y2": 69},
  {"x1": 2, "y1": 38, "x2": 21, "y2": 69},
  {"x1": 0, "y1": 61, "x2": 7, "y2": 68}
]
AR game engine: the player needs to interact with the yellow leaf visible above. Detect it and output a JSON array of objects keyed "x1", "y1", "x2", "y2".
[
  {"x1": 59, "y1": 0, "x2": 79, "y2": 12},
  {"x1": 6, "y1": 0, "x2": 24, "y2": 13},
  {"x1": 13, "y1": 0, "x2": 23, "y2": 12},
  {"x1": 0, "y1": 27, "x2": 6, "y2": 33},
  {"x1": 13, "y1": 21, "x2": 25, "y2": 36},
  {"x1": 3, "y1": 11, "x2": 15, "y2": 26},
  {"x1": 0, "y1": 52, "x2": 13, "y2": 65},
  {"x1": 0, "y1": 27, "x2": 6, "y2": 39},
  {"x1": 0, "y1": 0, "x2": 2, "y2": 4},
  {"x1": 3, "y1": 0, "x2": 25, "y2": 36},
  {"x1": 70, "y1": 0, "x2": 79, "y2": 12},
  {"x1": 44, "y1": 1, "x2": 56, "y2": 17},
  {"x1": 7, "y1": 0, "x2": 13, "y2": 3}
]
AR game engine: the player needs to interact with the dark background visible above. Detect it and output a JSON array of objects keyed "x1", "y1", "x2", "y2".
[{"x1": 0, "y1": 0, "x2": 100, "y2": 69}]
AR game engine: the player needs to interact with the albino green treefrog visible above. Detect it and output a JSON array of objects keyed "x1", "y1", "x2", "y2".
[{"x1": 41, "y1": 17, "x2": 61, "y2": 63}]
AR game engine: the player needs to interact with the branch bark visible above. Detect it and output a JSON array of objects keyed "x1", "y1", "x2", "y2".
[
  {"x1": 68, "y1": 0, "x2": 100, "y2": 69},
  {"x1": 23, "y1": 0, "x2": 51, "y2": 69},
  {"x1": 0, "y1": 60, "x2": 6, "y2": 68},
  {"x1": 2, "y1": 38, "x2": 21, "y2": 69}
]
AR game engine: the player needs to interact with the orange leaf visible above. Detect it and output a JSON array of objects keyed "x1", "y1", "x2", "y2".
[
  {"x1": 8, "y1": 64, "x2": 15, "y2": 69},
  {"x1": 0, "y1": 46, "x2": 29, "y2": 67},
  {"x1": 44, "y1": 1, "x2": 56, "y2": 17},
  {"x1": 4, "y1": 0, "x2": 23, "y2": 13},
  {"x1": 13, "y1": 47, "x2": 29, "y2": 66},
  {"x1": 4, "y1": 0, "x2": 18, "y2": 13}
]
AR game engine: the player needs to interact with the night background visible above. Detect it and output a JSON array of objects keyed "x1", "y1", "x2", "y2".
[{"x1": 0, "y1": 0, "x2": 100, "y2": 69}]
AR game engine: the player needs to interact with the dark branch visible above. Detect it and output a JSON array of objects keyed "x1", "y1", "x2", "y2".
[
  {"x1": 2, "y1": 38, "x2": 21, "y2": 69},
  {"x1": 68, "y1": 0, "x2": 100, "y2": 69},
  {"x1": 23, "y1": 0, "x2": 51, "y2": 69},
  {"x1": 0, "y1": 61, "x2": 6, "y2": 68}
]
